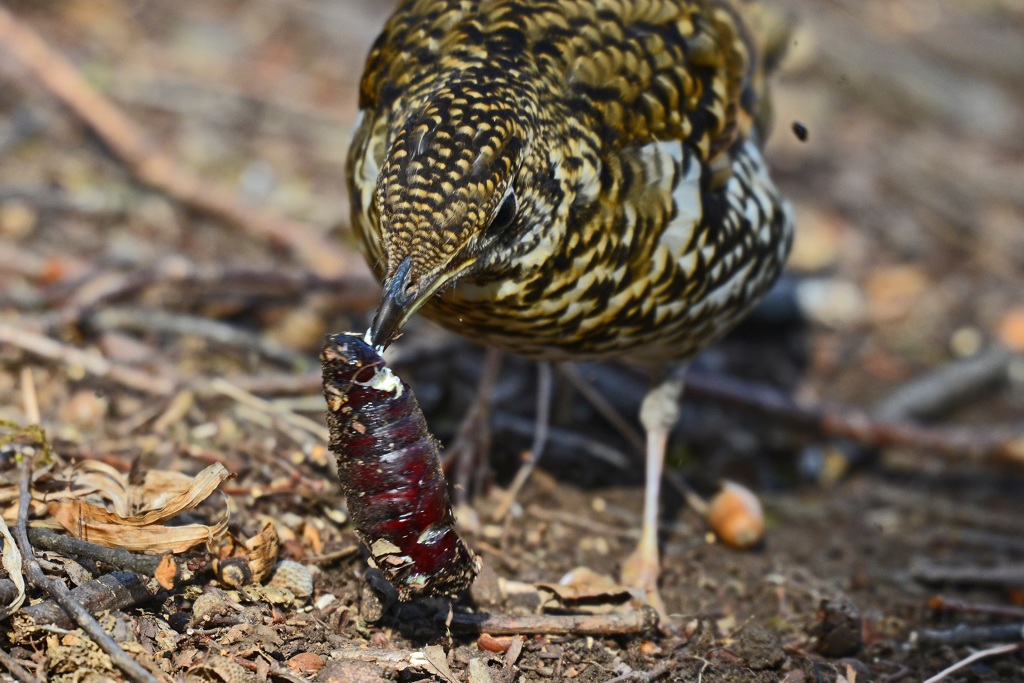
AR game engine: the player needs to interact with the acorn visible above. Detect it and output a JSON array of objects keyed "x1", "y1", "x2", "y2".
[{"x1": 706, "y1": 481, "x2": 765, "y2": 549}]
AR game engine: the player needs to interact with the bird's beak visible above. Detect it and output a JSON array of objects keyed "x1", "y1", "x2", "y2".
[
  {"x1": 368, "y1": 256, "x2": 418, "y2": 349},
  {"x1": 368, "y1": 253, "x2": 478, "y2": 349}
]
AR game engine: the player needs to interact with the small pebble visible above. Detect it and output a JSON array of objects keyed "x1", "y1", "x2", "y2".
[
  {"x1": 707, "y1": 481, "x2": 765, "y2": 549},
  {"x1": 815, "y1": 598, "x2": 863, "y2": 657},
  {"x1": 288, "y1": 652, "x2": 325, "y2": 674}
]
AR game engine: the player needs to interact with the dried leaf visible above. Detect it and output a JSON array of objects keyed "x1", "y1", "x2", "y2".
[
  {"x1": 0, "y1": 514, "x2": 26, "y2": 619},
  {"x1": 50, "y1": 505, "x2": 229, "y2": 553},
  {"x1": 468, "y1": 657, "x2": 495, "y2": 683},
  {"x1": 47, "y1": 463, "x2": 233, "y2": 553},
  {"x1": 244, "y1": 523, "x2": 280, "y2": 583},
  {"x1": 422, "y1": 645, "x2": 459, "y2": 683},
  {"x1": 155, "y1": 553, "x2": 179, "y2": 590},
  {"x1": 505, "y1": 635, "x2": 524, "y2": 668}
]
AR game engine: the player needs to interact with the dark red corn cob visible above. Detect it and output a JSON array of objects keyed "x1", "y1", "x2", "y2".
[{"x1": 321, "y1": 333, "x2": 480, "y2": 599}]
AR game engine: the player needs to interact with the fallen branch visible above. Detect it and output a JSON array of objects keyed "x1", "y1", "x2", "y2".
[
  {"x1": 873, "y1": 344, "x2": 1016, "y2": 421},
  {"x1": 10, "y1": 571, "x2": 161, "y2": 639},
  {"x1": 51, "y1": 255, "x2": 377, "y2": 329},
  {"x1": 0, "y1": 648, "x2": 41, "y2": 683},
  {"x1": 927, "y1": 595, "x2": 1024, "y2": 620},
  {"x1": 684, "y1": 366, "x2": 1024, "y2": 466},
  {"x1": 27, "y1": 527, "x2": 187, "y2": 587},
  {"x1": 910, "y1": 562, "x2": 1024, "y2": 588},
  {"x1": 0, "y1": 322, "x2": 177, "y2": 396},
  {"x1": 447, "y1": 606, "x2": 659, "y2": 636},
  {"x1": 0, "y1": 7, "x2": 365, "y2": 278},
  {"x1": 12, "y1": 374, "x2": 165, "y2": 682},
  {"x1": 916, "y1": 623, "x2": 1024, "y2": 647},
  {"x1": 800, "y1": 343, "x2": 1019, "y2": 478}
]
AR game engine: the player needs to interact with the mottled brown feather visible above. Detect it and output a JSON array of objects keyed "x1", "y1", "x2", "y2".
[{"x1": 347, "y1": 0, "x2": 794, "y2": 364}]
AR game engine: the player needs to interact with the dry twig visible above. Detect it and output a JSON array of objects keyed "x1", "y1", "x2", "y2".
[
  {"x1": 916, "y1": 623, "x2": 1024, "y2": 647},
  {"x1": 684, "y1": 368, "x2": 1024, "y2": 466},
  {"x1": 921, "y1": 642, "x2": 1024, "y2": 683},
  {"x1": 927, "y1": 595, "x2": 1024, "y2": 621},
  {"x1": 11, "y1": 571, "x2": 161, "y2": 638},
  {"x1": 911, "y1": 562, "x2": 1024, "y2": 588},
  {"x1": 447, "y1": 606, "x2": 659, "y2": 636},
  {"x1": 0, "y1": 322, "x2": 177, "y2": 395},
  {"x1": 27, "y1": 527, "x2": 185, "y2": 585},
  {"x1": 0, "y1": 649, "x2": 41, "y2": 683}
]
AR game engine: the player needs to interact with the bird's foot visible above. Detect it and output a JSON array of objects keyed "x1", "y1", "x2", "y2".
[{"x1": 621, "y1": 543, "x2": 668, "y2": 623}]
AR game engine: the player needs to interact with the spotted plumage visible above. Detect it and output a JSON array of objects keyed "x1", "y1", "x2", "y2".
[
  {"x1": 348, "y1": 0, "x2": 793, "y2": 365},
  {"x1": 346, "y1": 0, "x2": 795, "y2": 616}
]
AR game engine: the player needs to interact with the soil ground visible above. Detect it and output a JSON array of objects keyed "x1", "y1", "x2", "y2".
[{"x1": 1, "y1": 1, "x2": 1023, "y2": 681}]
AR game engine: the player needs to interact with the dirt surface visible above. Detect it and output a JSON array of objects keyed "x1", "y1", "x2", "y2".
[{"x1": 1, "y1": 1, "x2": 1023, "y2": 682}]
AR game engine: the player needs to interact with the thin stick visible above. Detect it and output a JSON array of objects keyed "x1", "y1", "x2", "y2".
[
  {"x1": 448, "y1": 348, "x2": 503, "y2": 507},
  {"x1": 0, "y1": 323, "x2": 176, "y2": 396},
  {"x1": 911, "y1": 562, "x2": 1024, "y2": 587},
  {"x1": 306, "y1": 545, "x2": 360, "y2": 565},
  {"x1": 684, "y1": 368, "x2": 1024, "y2": 466},
  {"x1": 447, "y1": 606, "x2": 658, "y2": 636},
  {"x1": 27, "y1": 528, "x2": 180, "y2": 584},
  {"x1": 205, "y1": 377, "x2": 329, "y2": 442},
  {"x1": 91, "y1": 306, "x2": 306, "y2": 368},
  {"x1": 916, "y1": 623, "x2": 1024, "y2": 647},
  {"x1": 927, "y1": 595, "x2": 1024, "y2": 621},
  {"x1": 19, "y1": 367, "x2": 40, "y2": 424},
  {"x1": 921, "y1": 642, "x2": 1024, "y2": 683},
  {"x1": 0, "y1": 648, "x2": 42, "y2": 683},
  {"x1": 0, "y1": 7, "x2": 361, "y2": 277},
  {"x1": 559, "y1": 364, "x2": 645, "y2": 452}
]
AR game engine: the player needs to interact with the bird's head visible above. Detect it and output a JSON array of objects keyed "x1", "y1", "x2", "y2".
[{"x1": 367, "y1": 77, "x2": 543, "y2": 348}]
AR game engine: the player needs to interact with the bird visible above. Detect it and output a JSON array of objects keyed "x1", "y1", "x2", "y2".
[{"x1": 346, "y1": 0, "x2": 795, "y2": 618}]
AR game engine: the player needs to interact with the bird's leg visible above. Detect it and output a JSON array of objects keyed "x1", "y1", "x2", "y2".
[
  {"x1": 448, "y1": 347, "x2": 503, "y2": 509},
  {"x1": 621, "y1": 371, "x2": 685, "y2": 619},
  {"x1": 492, "y1": 361, "x2": 553, "y2": 522}
]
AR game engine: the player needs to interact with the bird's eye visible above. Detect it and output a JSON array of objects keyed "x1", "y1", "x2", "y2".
[{"x1": 487, "y1": 189, "x2": 518, "y2": 234}]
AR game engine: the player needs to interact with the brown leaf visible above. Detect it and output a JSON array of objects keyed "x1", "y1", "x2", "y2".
[
  {"x1": 505, "y1": 635, "x2": 524, "y2": 668},
  {"x1": 154, "y1": 553, "x2": 179, "y2": 590},
  {"x1": 47, "y1": 463, "x2": 233, "y2": 553}
]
